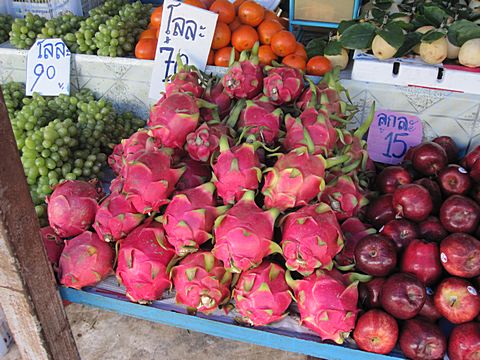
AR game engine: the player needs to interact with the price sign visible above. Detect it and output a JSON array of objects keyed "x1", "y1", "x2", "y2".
[
  {"x1": 367, "y1": 110, "x2": 423, "y2": 164},
  {"x1": 149, "y1": 0, "x2": 218, "y2": 100},
  {"x1": 26, "y1": 39, "x2": 71, "y2": 96}
]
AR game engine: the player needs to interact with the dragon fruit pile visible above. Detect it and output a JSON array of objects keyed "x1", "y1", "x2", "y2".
[{"x1": 38, "y1": 43, "x2": 480, "y2": 357}]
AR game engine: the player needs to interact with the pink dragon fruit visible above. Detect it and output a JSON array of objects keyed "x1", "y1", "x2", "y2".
[
  {"x1": 40, "y1": 226, "x2": 64, "y2": 270},
  {"x1": 333, "y1": 105, "x2": 376, "y2": 177},
  {"x1": 284, "y1": 107, "x2": 337, "y2": 156},
  {"x1": 212, "y1": 191, "x2": 281, "y2": 272},
  {"x1": 212, "y1": 136, "x2": 262, "y2": 204},
  {"x1": 185, "y1": 123, "x2": 225, "y2": 162},
  {"x1": 176, "y1": 159, "x2": 212, "y2": 191},
  {"x1": 233, "y1": 261, "x2": 291, "y2": 326},
  {"x1": 336, "y1": 217, "x2": 376, "y2": 268},
  {"x1": 222, "y1": 42, "x2": 263, "y2": 100},
  {"x1": 263, "y1": 66, "x2": 304, "y2": 105},
  {"x1": 320, "y1": 175, "x2": 368, "y2": 221},
  {"x1": 93, "y1": 193, "x2": 145, "y2": 242},
  {"x1": 280, "y1": 203, "x2": 343, "y2": 276},
  {"x1": 109, "y1": 176, "x2": 124, "y2": 193},
  {"x1": 296, "y1": 81, "x2": 343, "y2": 114},
  {"x1": 201, "y1": 79, "x2": 232, "y2": 121},
  {"x1": 165, "y1": 55, "x2": 204, "y2": 98},
  {"x1": 162, "y1": 183, "x2": 228, "y2": 255},
  {"x1": 116, "y1": 221, "x2": 176, "y2": 303},
  {"x1": 108, "y1": 130, "x2": 160, "y2": 175},
  {"x1": 237, "y1": 97, "x2": 283, "y2": 145},
  {"x1": 121, "y1": 149, "x2": 185, "y2": 214},
  {"x1": 286, "y1": 269, "x2": 359, "y2": 344},
  {"x1": 47, "y1": 180, "x2": 102, "y2": 238},
  {"x1": 171, "y1": 251, "x2": 232, "y2": 314},
  {"x1": 262, "y1": 148, "x2": 347, "y2": 211},
  {"x1": 59, "y1": 231, "x2": 114, "y2": 289},
  {"x1": 148, "y1": 92, "x2": 214, "y2": 149}
]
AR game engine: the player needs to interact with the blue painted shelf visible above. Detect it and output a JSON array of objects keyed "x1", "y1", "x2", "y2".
[{"x1": 60, "y1": 286, "x2": 405, "y2": 360}]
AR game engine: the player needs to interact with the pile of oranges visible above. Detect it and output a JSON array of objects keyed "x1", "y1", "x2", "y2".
[{"x1": 135, "y1": 0, "x2": 333, "y2": 76}]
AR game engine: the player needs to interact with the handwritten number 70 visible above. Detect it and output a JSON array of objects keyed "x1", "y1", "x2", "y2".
[
  {"x1": 383, "y1": 132, "x2": 409, "y2": 159},
  {"x1": 30, "y1": 63, "x2": 56, "y2": 92}
]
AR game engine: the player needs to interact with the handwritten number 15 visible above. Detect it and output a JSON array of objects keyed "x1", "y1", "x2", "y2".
[
  {"x1": 383, "y1": 132, "x2": 409, "y2": 159},
  {"x1": 30, "y1": 63, "x2": 56, "y2": 92}
]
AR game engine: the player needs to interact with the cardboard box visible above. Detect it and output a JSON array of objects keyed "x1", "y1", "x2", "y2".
[
  {"x1": 293, "y1": 0, "x2": 355, "y2": 23},
  {"x1": 351, "y1": 50, "x2": 480, "y2": 96}
]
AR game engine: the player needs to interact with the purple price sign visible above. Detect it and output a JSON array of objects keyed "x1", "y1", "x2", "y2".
[{"x1": 367, "y1": 110, "x2": 423, "y2": 165}]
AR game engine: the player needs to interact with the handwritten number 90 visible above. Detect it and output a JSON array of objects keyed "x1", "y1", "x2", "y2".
[
  {"x1": 30, "y1": 63, "x2": 56, "y2": 92},
  {"x1": 382, "y1": 132, "x2": 409, "y2": 159}
]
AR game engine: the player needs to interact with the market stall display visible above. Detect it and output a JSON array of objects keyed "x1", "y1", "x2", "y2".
[{"x1": 21, "y1": 48, "x2": 480, "y2": 358}]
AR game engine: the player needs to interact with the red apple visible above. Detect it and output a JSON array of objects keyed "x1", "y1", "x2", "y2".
[
  {"x1": 401, "y1": 239, "x2": 442, "y2": 286},
  {"x1": 433, "y1": 136, "x2": 459, "y2": 163},
  {"x1": 376, "y1": 166, "x2": 412, "y2": 194},
  {"x1": 448, "y1": 322, "x2": 480, "y2": 360},
  {"x1": 418, "y1": 217, "x2": 448, "y2": 242},
  {"x1": 366, "y1": 194, "x2": 395, "y2": 229},
  {"x1": 438, "y1": 164, "x2": 472, "y2": 196},
  {"x1": 412, "y1": 142, "x2": 448, "y2": 176},
  {"x1": 337, "y1": 218, "x2": 376, "y2": 267},
  {"x1": 403, "y1": 145, "x2": 418, "y2": 162},
  {"x1": 353, "y1": 309, "x2": 398, "y2": 354},
  {"x1": 418, "y1": 292, "x2": 442, "y2": 323},
  {"x1": 380, "y1": 272, "x2": 426, "y2": 320},
  {"x1": 393, "y1": 184, "x2": 433, "y2": 222},
  {"x1": 380, "y1": 219, "x2": 418, "y2": 250},
  {"x1": 471, "y1": 183, "x2": 480, "y2": 204},
  {"x1": 354, "y1": 234, "x2": 397, "y2": 277},
  {"x1": 440, "y1": 195, "x2": 480, "y2": 234},
  {"x1": 440, "y1": 233, "x2": 480, "y2": 278},
  {"x1": 461, "y1": 145, "x2": 480, "y2": 170},
  {"x1": 399, "y1": 319, "x2": 447, "y2": 360},
  {"x1": 414, "y1": 178, "x2": 443, "y2": 214},
  {"x1": 359, "y1": 278, "x2": 385, "y2": 309},
  {"x1": 434, "y1": 277, "x2": 480, "y2": 324}
]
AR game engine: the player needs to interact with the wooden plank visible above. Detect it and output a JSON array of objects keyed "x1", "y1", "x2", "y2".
[
  {"x1": 0, "y1": 89, "x2": 80, "y2": 360},
  {"x1": 61, "y1": 287, "x2": 403, "y2": 360}
]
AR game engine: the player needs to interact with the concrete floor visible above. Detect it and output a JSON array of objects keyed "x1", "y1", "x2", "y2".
[{"x1": 4, "y1": 304, "x2": 308, "y2": 360}]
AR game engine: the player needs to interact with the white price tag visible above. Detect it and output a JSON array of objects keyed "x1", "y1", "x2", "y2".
[
  {"x1": 149, "y1": 0, "x2": 218, "y2": 100},
  {"x1": 26, "y1": 39, "x2": 71, "y2": 96}
]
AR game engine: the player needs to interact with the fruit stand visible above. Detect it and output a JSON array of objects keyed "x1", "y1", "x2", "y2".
[{"x1": 1, "y1": 0, "x2": 480, "y2": 360}]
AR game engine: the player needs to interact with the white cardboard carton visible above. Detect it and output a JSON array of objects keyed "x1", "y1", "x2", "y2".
[{"x1": 351, "y1": 50, "x2": 480, "y2": 95}]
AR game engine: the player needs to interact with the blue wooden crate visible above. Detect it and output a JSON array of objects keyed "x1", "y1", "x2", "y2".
[
  {"x1": 289, "y1": 0, "x2": 361, "y2": 31},
  {"x1": 60, "y1": 284, "x2": 405, "y2": 359}
]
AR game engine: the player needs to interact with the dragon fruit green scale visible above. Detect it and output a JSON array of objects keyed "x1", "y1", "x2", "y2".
[
  {"x1": 163, "y1": 183, "x2": 229, "y2": 256},
  {"x1": 212, "y1": 191, "x2": 281, "y2": 273},
  {"x1": 280, "y1": 203, "x2": 344, "y2": 276},
  {"x1": 286, "y1": 269, "x2": 359, "y2": 344},
  {"x1": 171, "y1": 251, "x2": 232, "y2": 314},
  {"x1": 233, "y1": 261, "x2": 291, "y2": 326}
]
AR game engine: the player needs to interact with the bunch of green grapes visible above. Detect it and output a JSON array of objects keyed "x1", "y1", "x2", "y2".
[
  {"x1": 9, "y1": 13, "x2": 46, "y2": 49},
  {"x1": 75, "y1": 14, "x2": 110, "y2": 54},
  {"x1": 37, "y1": 13, "x2": 83, "y2": 51},
  {"x1": 1, "y1": 82, "x2": 25, "y2": 118},
  {"x1": 94, "y1": 2, "x2": 152, "y2": 57},
  {"x1": 11, "y1": 94, "x2": 55, "y2": 149},
  {"x1": 0, "y1": 15, "x2": 13, "y2": 44},
  {"x1": 88, "y1": 0, "x2": 129, "y2": 17}
]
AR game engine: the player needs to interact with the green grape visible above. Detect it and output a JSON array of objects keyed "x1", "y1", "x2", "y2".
[
  {"x1": 75, "y1": 14, "x2": 110, "y2": 54},
  {"x1": 1, "y1": 81, "x2": 25, "y2": 118},
  {"x1": 94, "y1": 1, "x2": 152, "y2": 57},
  {"x1": 0, "y1": 15, "x2": 13, "y2": 44},
  {"x1": 89, "y1": 0, "x2": 129, "y2": 17},
  {"x1": 9, "y1": 13, "x2": 46, "y2": 49},
  {"x1": 37, "y1": 12, "x2": 83, "y2": 51}
]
